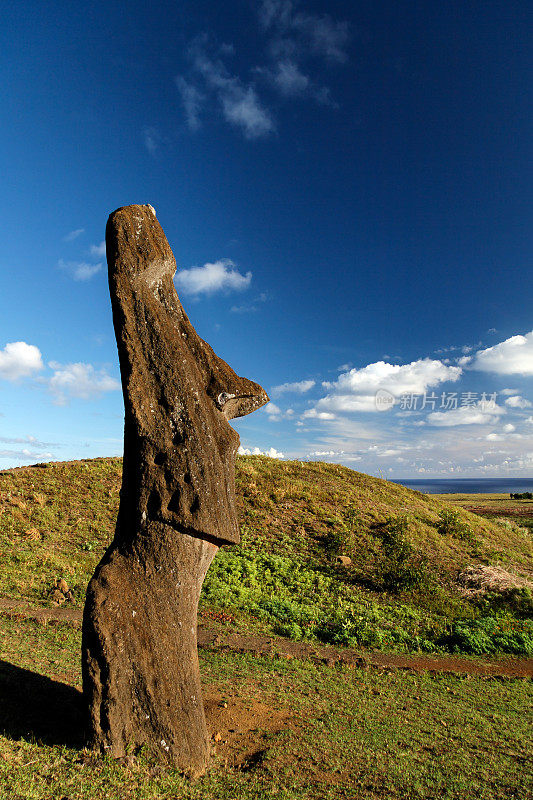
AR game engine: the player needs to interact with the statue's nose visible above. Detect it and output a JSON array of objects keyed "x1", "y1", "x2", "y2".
[{"x1": 217, "y1": 388, "x2": 270, "y2": 420}]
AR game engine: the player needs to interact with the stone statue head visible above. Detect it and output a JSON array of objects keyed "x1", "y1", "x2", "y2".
[{"x1": 106, "y1": 204, "x2": 269, "y2": 545}]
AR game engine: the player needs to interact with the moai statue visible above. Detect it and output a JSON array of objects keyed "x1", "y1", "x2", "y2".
[{"x1": 82, "y1": 205, "x2": 268, "y2": 775}]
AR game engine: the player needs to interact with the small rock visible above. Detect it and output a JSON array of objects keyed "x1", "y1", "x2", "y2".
[
  {"x1": 49, "y1": 588, "x2": 65, "y2": 605},
  {"x1": 25, "y1": 528, "x2": 40, "y2": 540},
  {"x1": 56, "y1": 578, "x2": 70, "y2": 593},
  {"x1": 336, "y1": 555, "x2": 352, "y2": 567}
]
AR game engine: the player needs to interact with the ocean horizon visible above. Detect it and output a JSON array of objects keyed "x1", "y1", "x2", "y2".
[{"x1": 390, "y1": 478, "x2": 533, "y2": 495}]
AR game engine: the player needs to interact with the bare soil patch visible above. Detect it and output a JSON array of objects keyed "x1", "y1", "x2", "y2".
[
  {"x1": 204, "y1": 690, "x2": 294, "y2": 768},
  {"x1": 1, "y1": 598, "x2": 531, "y2": 679}
]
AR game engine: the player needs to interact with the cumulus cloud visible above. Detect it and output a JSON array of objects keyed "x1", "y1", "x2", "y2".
[
  {"x1": 427, "y1": 401, "x2": 505, "y2": 427},
  {"x1": 504, "y1": 395, "x2": 532, "y2": 409},
  {"x1": 58, "y1": 259, "x2": 102, "y2": 281},
  {"x1": 63, "y1": 228, "x2": 85, "y2": 242},
  {"x1": 0, "y1": 342, "x2": 43, "y2": 381},
  {"x1": 48, "y1": 362, "x2": 120, "y2": 405},
  {"x1": 302, "y1": 408, "x2": 335, "y2": 420},
  {"x1": 472, "y1": 331, "x2": 533, "y2": 376},
  {"x1": 312, "y1": 359, "x2": 461, "y2": 414},
  {"x1": 264, "y1": 402, "x2": 295, "y2": 421},
  {"x1": 238, "y1": 445, "x2": 284, "y2": 458},
  {"x1": 175, "y1": 259, "x2": 251, "y2": 296},
  {"x1": 271, "y1": 379, "x2": 315, "y2": 396}
]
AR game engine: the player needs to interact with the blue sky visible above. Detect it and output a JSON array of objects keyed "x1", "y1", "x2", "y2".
[{"x1": 1, "y1": 0, "x2": 532, "y2": 476}]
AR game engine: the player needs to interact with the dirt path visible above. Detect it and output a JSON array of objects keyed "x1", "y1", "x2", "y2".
[{"x1": 1, "y1": 597, "x2": 531, "y2": 679}]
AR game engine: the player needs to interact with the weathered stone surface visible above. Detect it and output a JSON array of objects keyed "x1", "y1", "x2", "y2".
[{"x1": 82, "y1": 204, "x2": 268, "y2": 774}]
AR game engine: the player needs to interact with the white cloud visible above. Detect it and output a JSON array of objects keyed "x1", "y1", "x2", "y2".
[
  {"x1": 313, "y1": 359, "x2": 461, "y2": 414},
  {"x1": 427, "y1": 401, "x2": 505, "y2": 427},
  {"x1": 0, "y1": 342, "x2": 43, "y2": 381},
  {"x1": 221, "y1": 86, "x2": 275, "y2": 139},
  {"x1": 238, "y1": 445, "x2": 284, "y2": 458},
  {"x1": 90, "y1": 241, "x2": 106, "y2": 258},
  {"x1": 472, "y1": 331, "x2": 533, "y2": 376},
  {"x1": 271, "y1": 379, "x2": 315, "y2": 396},
  {"x1": 500, "y1": 388, "x2": 519, "y2": 396},
  {"x1": 503, "y1": 424, "x2": 516, "y2": 433},
  {"x1": 264, "y1": 402, "x2": 296, "y2": 422},
  {"x1": 230, "y1": 303, "x2": 258, "y2": 313},
  {"x1": 63, "y1": 228, "x2": 85, "y2": 242},
  {"x1": 292, "y1": 12, "x2": 350, "y2": 62},
  {"x1": 142, "y1": 126, "x2": 161, "y2": 154},
  {"x1": 302, "y1": 408, "x2": 336, "y2": 420},
  {"x1": 175, "y1": 77, "x2": 204, "y2": 130},
  {"x1": 271, "y1": 60, "x2": 309, "y2": 95},
  {"x1": 230, "y1": 291, "x2": 268, "y2": 314},
  {"x1": 259, "y1": 1, "x2": 350, "y2": 63},
  {"x1": 504, "y1": 395, "x2": 532, "y2": 409},
  {"x1": 0, "y1": 447, "x2": 53, "y2": 462},
  {"x1": 187, "y1": 43, "x2": 275, "y2": 139},
  {"x1": 58, "y1": 259, "x2": 102, "y2": 281},
  {"x1": 0, "y1": 434, "x2": 58, "y2": 447},
  {"x1": 175, "y1": 259, "x2": 251, "y2": 296},
  {"x1": 48, "y1": 362, "x2": 120, "y2": 405},
  {"x1": 526, "y1": 416, "x2": 533, "y2": 425}
]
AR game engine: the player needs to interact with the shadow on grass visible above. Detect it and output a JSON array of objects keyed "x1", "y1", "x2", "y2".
[{"x1": 0, "y1": 660, "x2": 84, "y2": 748}]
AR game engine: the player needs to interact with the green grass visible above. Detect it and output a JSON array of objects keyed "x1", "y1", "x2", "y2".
[
  {"x1": 0, "y1": 615, "x2": 531, "y2": 800},
  {"x1": 0, "y1": 457, "x2": 532, "y2": 655}
]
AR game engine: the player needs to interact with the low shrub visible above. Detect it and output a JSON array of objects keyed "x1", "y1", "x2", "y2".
[
  {"x1": 373, "y1": 516, "x2": 428, "y2": 592},
  {"x1": 439, "y1": 615, "x2": 533, "y2": 656},
  {"x1": 437, "y1": 509, "x2": 476, "y2": 544}
]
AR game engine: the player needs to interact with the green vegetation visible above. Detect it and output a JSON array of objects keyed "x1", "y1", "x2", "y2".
[
  {"x1": 0, "y1": 456, "x2": 532, "y2": 655},
  {"x1": 1, "y1": 460, "x2": 532, "y2": 797},
  {"x1": 1, "y1": 615, "x2": 531, "y2": 800},
  {"x1": 436, "y1": 509, "x2": 476, "y2": 544}
]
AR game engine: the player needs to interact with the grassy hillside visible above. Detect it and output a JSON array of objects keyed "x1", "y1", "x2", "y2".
[
  {"x1": 0, "y1": 456, "x2": 531, "y2": 655},
  {"x1": 2, "y1": 614, "x2": 531, "y2": 800}
]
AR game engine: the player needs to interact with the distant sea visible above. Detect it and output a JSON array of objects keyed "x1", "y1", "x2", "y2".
[{"x1": 390, "y1": 478, "x2": 533, "y2": 495}]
